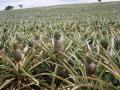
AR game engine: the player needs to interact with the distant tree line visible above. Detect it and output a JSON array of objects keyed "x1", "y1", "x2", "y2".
[
  {"x1": 4, "y1": 6, "x2": 14, "y2": 10},
  {"x1": 19, "y1": 5, "x2": 23, "y2": 8},
  {"x1": 98, "y1": 0, "x2": 102, "y2": 3},
  {"x1": 4, "y1": 5, "x2": 23, "y2": 10}
]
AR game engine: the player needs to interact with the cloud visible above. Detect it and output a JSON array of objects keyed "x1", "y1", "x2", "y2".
[
  {"x1": 14, "y1": 0, "x2": 120, "y2": 8},
  {"x1": 0, "y1": 0, "x2": 119, "y2": 10},
  {"x1": 20, "y1": 0, "x2": 83, "y2": 8},
  {"x1": 21, "y1": 0, "x2": 66, "y2": 7}
]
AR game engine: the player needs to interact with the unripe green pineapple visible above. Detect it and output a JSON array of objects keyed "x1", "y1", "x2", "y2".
[
  {"x1": 53, "y1": 31, "x2": 64, "y2": 54},
  {"x1": 100, "y1": 39, "x2": 109, "y2": 50},
  {"x1": 0, "y1": 48, "x2": 6, "y2": 63},
  {"x1": 13, "y1": 43, "x2": 23, "y2": 70}
]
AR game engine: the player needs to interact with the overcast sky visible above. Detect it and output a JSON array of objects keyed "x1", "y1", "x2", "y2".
[{"x1": 0, "y1": 0, "x2": 119, "y2": 10}]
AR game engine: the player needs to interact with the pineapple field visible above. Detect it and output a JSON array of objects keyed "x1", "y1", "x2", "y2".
[{"x1": 0, "y1": 1, "x2": 120, "y2": 90}]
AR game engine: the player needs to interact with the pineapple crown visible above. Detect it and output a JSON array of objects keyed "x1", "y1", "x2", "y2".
[
  {"x1": 13, "y1": 43, "x2": 19, "y2": 50},
  {"x1": 54, "y1": 31, "x2": 63, "y2": 40}
]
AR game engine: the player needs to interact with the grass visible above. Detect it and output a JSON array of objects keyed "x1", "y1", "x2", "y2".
[{"x1": 0, "y1": 1, "x2": 120, "y2": 90}]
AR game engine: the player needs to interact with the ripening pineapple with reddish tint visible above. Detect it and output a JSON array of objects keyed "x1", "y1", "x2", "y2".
[
  {"x1": 0, "y1": 48, "x2": 5, "y2": 54},
  {"x1": 53, "y1": 31, "x2": 64, "y2": 54},
  {"x1": 86, "y1": 62, "x2": 95, "y2": 77},
  {"x1": 13, "y1": 43, "x2": 23, "y2": 70},
  {"x1": 85, "y1": 56, "x2": 95, "y2": 77}
]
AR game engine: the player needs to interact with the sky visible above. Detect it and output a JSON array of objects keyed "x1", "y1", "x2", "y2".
[{"x1": 0, "y1": 0, "x2": 119, "y2": 10}]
